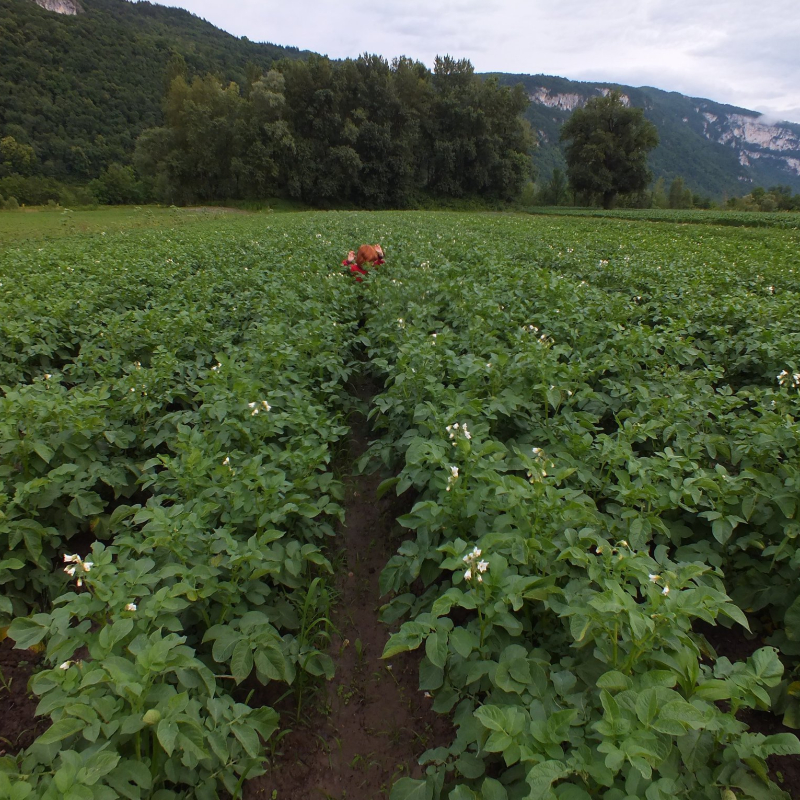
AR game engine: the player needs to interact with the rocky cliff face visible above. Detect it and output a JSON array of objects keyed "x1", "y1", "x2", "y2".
[
  {"x1": 694, "y1": 107, "x2": 800, "y2": 177},
  {"x1": 529, "y1": 87, "x2": 631, "y2": 110},
  {"x1": 32, "y1": 0, "x2": 83, "y2": 14}
]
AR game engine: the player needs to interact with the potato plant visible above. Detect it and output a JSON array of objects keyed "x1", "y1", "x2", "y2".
[
  {"x1": 355, "y1": 212, "x2": 800, "y2": 799},
  {"x1": 0, "y1": 217, "x2": 359, "y2": 798}
]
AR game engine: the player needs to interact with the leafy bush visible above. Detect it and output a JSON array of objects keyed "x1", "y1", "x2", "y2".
[{"x1": 58, "y1": 185, "x2": 98, "y2": 208}]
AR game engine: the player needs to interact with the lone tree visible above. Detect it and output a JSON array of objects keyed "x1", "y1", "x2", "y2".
[{"x1": 560, "y1": 91, "x2": 658, "y2": 208}]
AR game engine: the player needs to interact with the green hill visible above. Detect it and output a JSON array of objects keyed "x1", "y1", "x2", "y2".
[{"x1": 0, "y1": 0, "x2": 309, "y2": 180}]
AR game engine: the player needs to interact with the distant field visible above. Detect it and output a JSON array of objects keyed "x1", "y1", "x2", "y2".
[
  {"x1": 528, "y1": 205, "x2": 800, "y2": 228},
  {"x1": 0, "y1": 205, "x2": 254, "y2": 245},
  {"x1": 4, "y1": 205, "x2": 799, "y2": 248}
]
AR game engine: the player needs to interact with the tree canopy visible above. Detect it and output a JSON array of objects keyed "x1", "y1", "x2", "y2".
[
  {"x1": 560, "y1": 91, "x2": 659, "y2": 208},
  {"x1": 134, "y1": 54, "x2": 535, "y2": 207}
]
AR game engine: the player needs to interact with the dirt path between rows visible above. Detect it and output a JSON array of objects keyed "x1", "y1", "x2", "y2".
[
  {"x1": 0, "y1": 640, "x2": 45, "y2": 757},
  {"x1": 246, "y1": 377, "x2": 450, "y2": 800}
]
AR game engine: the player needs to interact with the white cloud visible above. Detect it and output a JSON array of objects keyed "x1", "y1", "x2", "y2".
[{"x1": 144, "y1": 0, "x2": 800, "y2": 123}]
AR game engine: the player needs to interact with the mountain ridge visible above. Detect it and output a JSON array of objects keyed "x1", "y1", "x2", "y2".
[{"x1": 1, "y1": 0, "x2": 310, "y2": 181}]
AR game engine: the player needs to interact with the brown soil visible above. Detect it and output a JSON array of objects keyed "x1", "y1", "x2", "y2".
[
  {"x1": 245, "y1": 377, "x2": 451, "y2": 800},
  {"x1": 0, "y1": 639, "x2": 46, "y2": 756},
  {"x1": 696, "y1": 620, "x2": 800, "y2": 797},
  {"x1": 694, "y1": 619, "x2": 765, "y2": 664}
]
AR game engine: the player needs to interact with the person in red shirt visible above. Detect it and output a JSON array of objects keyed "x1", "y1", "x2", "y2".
[
  {"x1": 344, "y1": 246, "x2": 386, "y2": 280},
  {"x1": 342, "y1": 250, "x2": 368, "y2": 282}
]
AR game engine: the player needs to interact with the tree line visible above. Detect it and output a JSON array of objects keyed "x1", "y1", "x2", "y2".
[
  {"x1": 1, "y1": 53, "x2": 534, "y2": 208},
  {"x1": 132, "y1": 54, "x2": 534, "y2": 207},
  {"x1": 529, "y1": 170, "x2": 716, "y2": 210}
]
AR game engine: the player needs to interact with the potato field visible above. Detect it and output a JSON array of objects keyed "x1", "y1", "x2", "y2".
[{"x1": 2, "y1": 209, "x2": 800, "y2": 800}]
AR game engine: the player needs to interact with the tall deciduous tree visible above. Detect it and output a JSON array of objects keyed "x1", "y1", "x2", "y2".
[
  {"x1": 0, "y1": 136, "x2": 36, "y2": 177},
  {"x1": 668, "y1": 176, "x2": 693, "y2": 209},
  {"x1": 560, "y1": 91, "x2": 658, "y2": 208}
]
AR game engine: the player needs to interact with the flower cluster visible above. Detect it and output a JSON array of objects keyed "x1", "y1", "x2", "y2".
[
  {"x1": 522, "y1": 324, "x2": 539, "y2": 333},
  {"x1": 446, "y1": 465, "x2": 459, "y2": 491},
  {"x1": 526, "y1": 447, "x2": 550, "y2": 483},
  {"x1": 777, "y1": 370, "x2": 800, "y2": 388},
  {"x1": 595, "y1": 540, "x2": 630, "y2": 558},
  {"x1": 63, "y1": 554, "x2": 93, "y2": 587},
  {"x1": 248, "y1": 400, "x2": 272, "y2": 415},
  {"x1": 211, "y1": 362, "x2": 222, "y2": 372},
  {"x1": 649, "y1": 572, "x2": 670, "y2": 595},
  {"x1": 445, "y1": 422, "x2": 472, "y2": 444},
  {"x1": 463, "y1": 546, "x2": 489, "y2": 583}
]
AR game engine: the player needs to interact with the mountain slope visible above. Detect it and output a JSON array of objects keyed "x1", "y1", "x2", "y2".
[
  {"x1": 0, "y1": 0, "x2": 309, "y2": 180},
  {"x1": 492, "y1": 74, "x2": 800, "y2": 197}
]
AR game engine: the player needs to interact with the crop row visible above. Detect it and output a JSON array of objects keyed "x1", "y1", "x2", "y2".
[
  {"x1": 528, "y1": 208, "x2": 800, "y2": 230},
  {"x1": 1, "y1": 219, "x2": 361, "y2": 799},
  {"x1": 352, "y1": 213, "x2": 800, "y2": 799}
]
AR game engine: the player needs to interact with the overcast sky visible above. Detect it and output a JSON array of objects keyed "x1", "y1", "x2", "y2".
[{"x1": 146, "y1": 0, "x2": 800, "y2": 123}]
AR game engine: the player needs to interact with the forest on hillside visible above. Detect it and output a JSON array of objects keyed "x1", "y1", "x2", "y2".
[
  {"x1": 0, "y1": 0, "x2": 531, "y2": 207},
  {"x1": 3, "y1": 0, "x2": 799, "y2": 209},
  {"x1": 0, "y1": 0, "x2": 305, "y2": 181}
]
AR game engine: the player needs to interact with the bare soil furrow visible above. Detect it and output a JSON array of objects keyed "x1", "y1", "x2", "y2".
[{"x1": 246, "y1": 376, "x2": 449, "y2": 800}]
